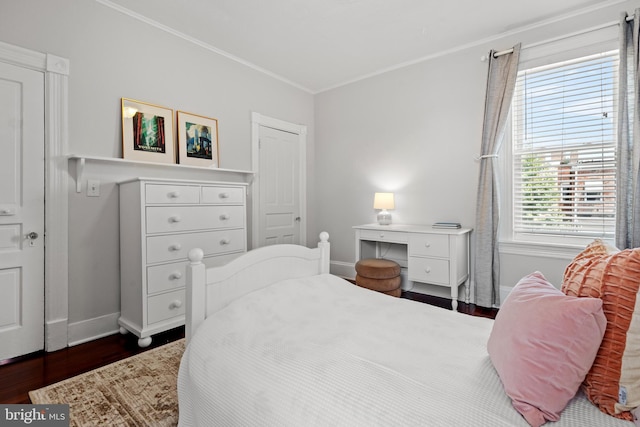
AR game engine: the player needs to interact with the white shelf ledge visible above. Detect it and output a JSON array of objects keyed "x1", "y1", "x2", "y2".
[{"x1": 68, "y1": 154, "x2": 255, "y2": 192}]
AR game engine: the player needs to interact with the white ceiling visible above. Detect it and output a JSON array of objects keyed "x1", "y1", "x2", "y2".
[{"x1": 103, "y1": 0, "x2": 619, "y2": 93}]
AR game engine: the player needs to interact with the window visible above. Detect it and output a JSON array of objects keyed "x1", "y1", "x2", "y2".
[{"x1": 509, "y1": 51, "x2": 618, "y2": 242}]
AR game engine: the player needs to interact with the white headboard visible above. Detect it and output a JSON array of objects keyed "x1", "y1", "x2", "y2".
[{"x1": 185, "y1": 232, "x2": 330, "y2": 342}]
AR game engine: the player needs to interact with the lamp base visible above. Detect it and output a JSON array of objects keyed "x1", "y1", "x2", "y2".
[{"x1": 377, "y1": 210, "x2": 392, "y2": 225}]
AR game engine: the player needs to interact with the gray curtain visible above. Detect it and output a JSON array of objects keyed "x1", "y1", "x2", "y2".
[
  {"x1": 616, "y1": 9, "x2": 640, "y2": 250},
  {"x1": 474, "y1": 44, "x2": 521, "y2": 308}
]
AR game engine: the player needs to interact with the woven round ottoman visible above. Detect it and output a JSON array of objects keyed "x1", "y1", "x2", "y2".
[{"x1": 355, "y1": 258, "x2": 402, "y2": 297}]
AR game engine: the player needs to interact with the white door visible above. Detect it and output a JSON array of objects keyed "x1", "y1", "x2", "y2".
[
  {"x1": 0, "y1": 61, "x2": 45, "y2": 360},
  {"x1": 258, "y1": 126, "x2": 301, "y2": 246}
]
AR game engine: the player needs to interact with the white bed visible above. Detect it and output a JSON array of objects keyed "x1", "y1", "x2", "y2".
[{"x1": 177, "y1": 233, "x2": 633, "y2": 427}]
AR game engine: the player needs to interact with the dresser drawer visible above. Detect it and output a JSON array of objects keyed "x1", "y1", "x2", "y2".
[
  {"x1": 146, "y1": 252, "x2": 243, "y2": 294},
  {"x1": 201, "y1": 186, "x2": 244, "y2": 204},
  {"x1": 147, "y1": 289, "x2": 185, "y2": 324},
  {"x1": 147, "y1": 262, "x2": 185, "y2": 294},
  {"x1": 146, "y1": 228, "x2": 245, "y2": 264},
  {"x1": 145, "y1": 205, "x2": 245, "y2": 234},
  {"x1": 409, "y1": 234, "x2": 449, "y2": 258},
  {"x1": 358, "y1": 229, "x2": 408, "y2": 243},
  {"x1": 408, "y1": 256, "x2": 450, "y2": 285},
  {"x1": 145, "y1": 184, "x2": 200, "y2": 204}
]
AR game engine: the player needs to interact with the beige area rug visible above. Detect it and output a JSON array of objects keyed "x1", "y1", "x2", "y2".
[{"x1": 29, "y1": 339, "x2": 185, "y2": 427}]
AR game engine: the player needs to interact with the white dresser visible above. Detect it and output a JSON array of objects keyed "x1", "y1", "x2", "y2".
[
  {"x1": 353, "y1": 224, "x2": 471, "y2": 309},
  {"x1": 119, "y1": 178, "x2": 247, "y2": 346}
]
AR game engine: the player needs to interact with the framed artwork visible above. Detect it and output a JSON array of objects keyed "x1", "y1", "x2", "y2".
[
  {"x1": 121, "y1": 98, "x2": 175, "y2": 164},
  {"x1": 177, "y1": 111, "x2": 219, "y2": 168}
]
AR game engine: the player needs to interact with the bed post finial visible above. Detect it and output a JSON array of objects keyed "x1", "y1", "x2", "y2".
[
  {"x1": 319, "y1": 231, "x2": 329, "y2": 243},
  {"x1": 188, "y1": 248, "x2": 204, "y2": 264}
]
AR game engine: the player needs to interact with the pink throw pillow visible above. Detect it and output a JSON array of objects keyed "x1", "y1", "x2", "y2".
[{"x1": 487, "y1": 272, "x2": 607, "y2": 427}]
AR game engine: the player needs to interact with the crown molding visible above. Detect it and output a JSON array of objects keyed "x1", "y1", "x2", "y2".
[
  {"x1": 95, "y1": 0, "x2": 314, "y2": 94},
  {"x1": 316, "y1": 0, "x2": 629, "y2": 93},
  {"x1": 96, "y1": 0, "x2": 629, "y2": 95}
]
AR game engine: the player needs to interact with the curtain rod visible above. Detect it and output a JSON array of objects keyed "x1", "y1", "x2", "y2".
[{"x1": 483, "y1": 13, "x2": 635, "y2": 61}]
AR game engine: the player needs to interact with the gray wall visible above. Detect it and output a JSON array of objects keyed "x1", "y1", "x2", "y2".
[
  {"x1": 313, "y1": 0, "x2": 637, "y2": 299},
  {"x1": 0, "y1": 0, "x2": 314, "y2": 343}
]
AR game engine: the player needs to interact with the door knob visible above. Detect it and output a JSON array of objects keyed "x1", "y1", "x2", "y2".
[
  {"x1": 295, "y1": 217, "x2": 301, "y2": 222},
  {"x1": 26, "y1": 232, "x2": 39, "y2": 240}
]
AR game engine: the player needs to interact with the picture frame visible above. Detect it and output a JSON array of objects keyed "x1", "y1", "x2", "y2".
[
  {"x1": 177, "y1": 111, "x2": 219, "y2": 168},
  {"x1": 121, "y1": 98, "x2": 175, "y2": 164}
]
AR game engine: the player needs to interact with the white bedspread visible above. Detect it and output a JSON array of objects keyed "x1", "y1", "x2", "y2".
[{"x1": 177, "y1": 274, "x2": 632, "y2": 426}]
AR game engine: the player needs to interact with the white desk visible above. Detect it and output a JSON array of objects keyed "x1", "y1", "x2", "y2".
[{"x1": 353, "y1": 224, "x2": 472, "y2": 310}]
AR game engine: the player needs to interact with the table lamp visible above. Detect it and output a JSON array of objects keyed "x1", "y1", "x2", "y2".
[{"x1": 374, "y1": 192, "x2": 394, "y2": 225}]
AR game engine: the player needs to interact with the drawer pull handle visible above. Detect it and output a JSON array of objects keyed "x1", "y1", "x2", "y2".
[
  {"x1": 379, "y1": 233, "x2": 385, "y2": 238},
  {"x1": 168, "y1": 191, "x2": 180, "y2": 199},
  {"x1": 219, "y1": 214, "x2": 230, "y2": 220},
  {"x1": 424, "y1": 242, "x2": 431, "y2": 248},
  {"x1": 219, "y1": 192, "x2": 230, "y2": 199},
  {"x1": 169, "y1": 216, "x2": 181, "y2": 223},
  {"x1": 220, "y1": 238, "x2": 230, "y2": 245},
  {"x1": 169, "y1": 244, "x2": 182, "y2": 252},
  {"x1": 424, "y1": 267, "x2": 432, "y2": 274},
  {"x1": 169, "y1": 300, "x2": 183, "y2": 309},
  {"x1": 169, "y1": 272, "x2": 182, "y2": 280}
]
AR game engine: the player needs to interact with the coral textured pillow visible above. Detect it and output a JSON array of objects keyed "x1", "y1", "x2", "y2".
[
  {"x1": 562, "y1": 240, "x2": 640, "y2": 420},
  {"x1": 488, "y1": 272, "x2": 606, "y2": 427}
]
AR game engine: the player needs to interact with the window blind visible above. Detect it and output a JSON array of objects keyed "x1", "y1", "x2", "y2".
[{"x1": 511, "y1": 51, "x2": 618, "y2": 238}]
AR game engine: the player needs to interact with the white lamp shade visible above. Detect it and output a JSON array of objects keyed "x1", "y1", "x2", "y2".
[{"x1": 373, "y1": 192, "x2": 395, "y2": 210}]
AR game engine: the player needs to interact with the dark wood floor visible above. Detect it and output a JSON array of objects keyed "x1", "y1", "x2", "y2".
[
  {"x1": 0, "y1": 291, "x2": 496, "y2": 404},
  {"x1": 401, "y1": 291, "x2": 499, "y2": 319},
  {"x1": 0, "y1": 327, "x2": 185, "y2": 404}
]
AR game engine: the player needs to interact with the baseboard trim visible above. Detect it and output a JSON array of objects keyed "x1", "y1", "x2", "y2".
[
  {"x1": 330, "y1": 261, "x2": 355, "y2": 280},
  {"x1": 45, "y1": 318, "x2": 68, "y2": 352},
  {"x1": 67, "y1": 312, "x2": 120, "y2": 347}
]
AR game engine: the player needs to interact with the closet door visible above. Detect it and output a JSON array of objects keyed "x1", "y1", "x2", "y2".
[{"x1": 258, "y1": 125, "x2": 301, "y2": 246}]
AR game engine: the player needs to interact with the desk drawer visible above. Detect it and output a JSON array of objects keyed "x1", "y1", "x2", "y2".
[
  {"x1": 358, "y1": 229, "x2": 408, "y2": 243},
  {"x1": 201, "y1": 186, "x2": 244, "y2": 204},
  {"x1": 409, "y1": 234, "x2": 449, "y2": 258},
  {"x1": 146, "y1": 228, "x2": 245, "y2": 264},
  {"x1": 145, "y1": 184, "x2": 200, "y2": 204},
  {"x1": 147, "y1": 289, "x2": 185, "y2": 324},
  {"x1": 146, "y1": 205, "x2": 244, "y2": 233},
  {"x1": 408, "y1": 256, "x2": 449, "y2": 285}
]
